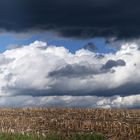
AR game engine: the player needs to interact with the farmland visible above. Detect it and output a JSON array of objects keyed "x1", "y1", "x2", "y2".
[
  {"x1": 0, "y1": 133, "x2": 106, "y2": 140},
  {"x1": 0, "y1": 108, "x2": 139, "y2": 139}
]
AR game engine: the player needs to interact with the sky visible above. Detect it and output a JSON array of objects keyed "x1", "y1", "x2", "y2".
[
  {"x1": 0, "y1": 0, "x2": 140, "y2": 108},
  {"x1": 0, "y1": 32, "x2": 116, "y2": 53}
]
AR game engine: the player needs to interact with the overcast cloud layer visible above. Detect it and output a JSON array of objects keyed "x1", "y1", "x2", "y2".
[
  {"x1": 0, "y1": 0, "x2": 140, "y2": 39},
  {"x1": 0, "y1": 40, "x2": 139, "y2": 108}
]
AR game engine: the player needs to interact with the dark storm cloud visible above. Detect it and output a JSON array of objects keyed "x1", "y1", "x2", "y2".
[
  {"x1": 48, "y1": 64, "x2": 101, "y2": 78},
  {"x1": 102, "y1": 59, "x2": 126, "y2": 70},
  {"x1": 84, "y1": 42, "x2": 97, "y2": 51},
  {"x1": 6, "y1": 78, "x2": 140, "y2": 97},
  {"x1": 93, "y1": 83, "x2": 140, "y2": 97},
  {"x1": 0, "y1": 0, "x2": 140, "y2": 39},
  {"x1": 49, "y1": 59, "x2": 126, "y2": 78}
]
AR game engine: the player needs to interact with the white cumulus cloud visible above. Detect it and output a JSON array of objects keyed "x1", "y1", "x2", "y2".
[{"x1": 0, "y1": 40, "x2": 140, "y2": 107}]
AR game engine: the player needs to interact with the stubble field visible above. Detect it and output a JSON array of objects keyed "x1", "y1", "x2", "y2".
[{"x1": 0, "y1": 108, "x2": 139, "y2": 140}]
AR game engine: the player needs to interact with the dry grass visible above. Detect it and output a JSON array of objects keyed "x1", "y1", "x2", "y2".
[
  {"x1": 0, "y1": 133, "x2": 106, "y2": 140},
  {"x1": 0, "y1": 108, "x2": 139, "y2": 140}
]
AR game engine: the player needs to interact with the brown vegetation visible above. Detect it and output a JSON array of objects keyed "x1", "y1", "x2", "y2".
[{"x1": 0, "y1": 108, "x2": 139, "y2": 140}]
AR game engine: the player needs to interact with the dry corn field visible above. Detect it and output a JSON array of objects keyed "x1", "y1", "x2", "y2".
[{"x1": 0, "y1": 108, "x2": 139, "y2": 140}]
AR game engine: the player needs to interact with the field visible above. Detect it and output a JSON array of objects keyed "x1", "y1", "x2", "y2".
[
  {"x1": 0, "y1": 133, "x2": 106, "y2": 140},
  {"x1": 0, "y1": 108, "x2": 139, "y2": 140}
]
